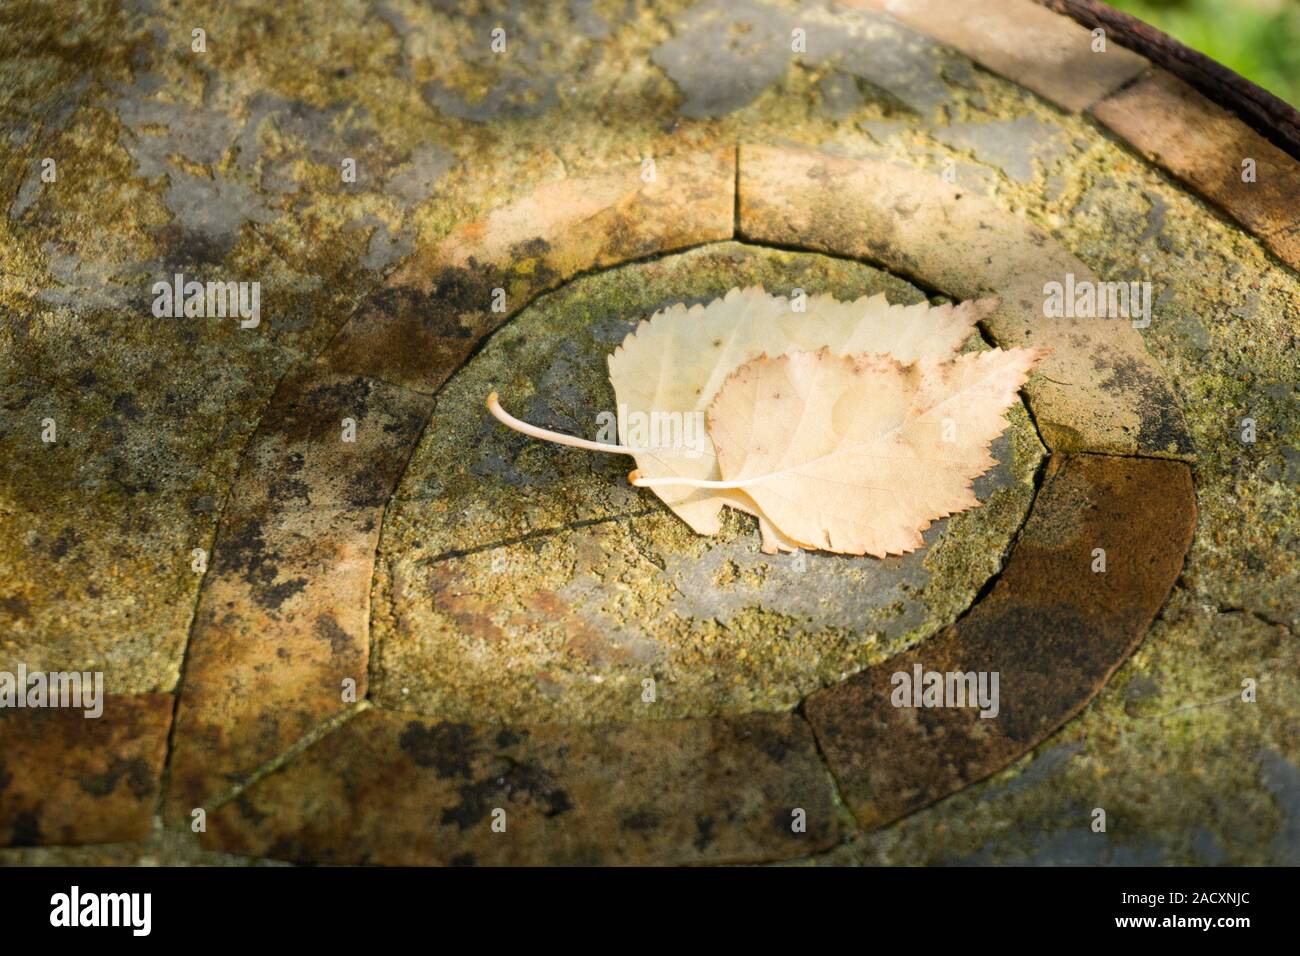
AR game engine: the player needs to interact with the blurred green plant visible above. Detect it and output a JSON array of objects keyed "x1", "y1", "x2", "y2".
[{"x1": 1109, "y1": 0, "x2": 1300, "y2": 106}]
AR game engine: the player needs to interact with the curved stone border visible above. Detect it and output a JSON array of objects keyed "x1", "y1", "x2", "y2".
[{"x1": 806, "y1": 453, "x2": 1195, "y2": 829}]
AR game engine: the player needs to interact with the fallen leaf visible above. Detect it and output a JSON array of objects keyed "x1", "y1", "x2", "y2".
[
  {"x1": 634, "y1": 347, "x2": 1041, "y2": 556},
  {"x1": 486, "y1": 286, "x2": 1031, "y2": 557}
]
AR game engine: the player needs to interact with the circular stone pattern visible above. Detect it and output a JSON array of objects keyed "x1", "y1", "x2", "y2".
[{"x1": 372, "y1": 243, "x2": 1046, "y2": 724}]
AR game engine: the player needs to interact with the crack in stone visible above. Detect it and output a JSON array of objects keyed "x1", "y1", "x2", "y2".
[
  {"x1": 203, "y1": 702, "x2": 369, "y2": 816},
  {"x1": 414, "y1": 508, "x2": 659, "y2": 566},
  {"x1": 1214, "y1": 604, "x2": 1296, "y2": 636}
]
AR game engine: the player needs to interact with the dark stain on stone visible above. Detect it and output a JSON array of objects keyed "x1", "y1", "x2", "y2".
[
  {"x1": 495, "y1": 728, "x2": 523, "y2": 748},
  {"x1": 112, "y1": 392, "x2": 145, "y2": 421},
  {"x1": 8, "y1": 810, "x2": 41, "y2": 847},
  {"x1": 305, "y1": 375, "x2": 374, "y2": 419},
  {"x1": 269, "y1": 476, "x2": 312, "y2": 504},
  {"x1": 258, "y1": 576, "x2": 308, "y2": 611},
  {"x1": 78, "y1": 756, "x2": 156, "y2": 800},
  {"x1": 235, "y1": 794, "x2": 268, "y2": 827},
  {"x1": 48, "y1": 526, "x2": 81, "y2": 560},
  {"x1": 694, "y1": 814, "x2": 717, "y2": 851},
  {"x1": 399, "y1": 721, "x2": 476, "y2": 778},
  {"x1": 214, "y1": 514, "x2": 307, "y2": 610},
  {"x1": 0, "y1": 595, "x2": 31, "y2": 620},
  {"x1": 215, "y1": 514, "x2": 278, "y2": 584},
  {"x1": 158, "y1": 226, "x2": 230, "y2": 268},
  {"x1": 1094, "y1": 348, "x2": 1194, "y2": 456},
  {"x1": 441, "y1": 757, "x2": 572, "y2": 832},
  {"x1": 370, "y1": 284, "x2": 474, "y2": 339},
  {"x1": 620, "y1": 808, "x2": 660, "y2": 832},
  {"x1": 313, "y1": 614, "x2": 354, "y2": 656},
  {"x1": 509, "y1": 236, "x2": 551, "y2": 260},
  {"x1": 745, "y1": 721, "x2": 795, "y2": 764}
]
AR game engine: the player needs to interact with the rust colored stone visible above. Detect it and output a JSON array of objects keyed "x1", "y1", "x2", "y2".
[
  {"x1": 165, "y1": 372, "x2": 430, "y2": 817},
  {"x1": 805, "y1": 454, "x2": 1195, "y2": 829},
  {"x1": 1093, "y1": 71, "x2": 1300, "y2": 271},
  {"x1": 204, "y1": 708, "x2": 840, "y2": 865},
  {"x1": 1, "y1": 693, "x2": 172, "y2": 846},
  {"x1": 165, "y1": 504, "x2": 382, "y2": 819}
]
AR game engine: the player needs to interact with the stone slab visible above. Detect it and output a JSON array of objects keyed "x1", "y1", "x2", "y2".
[
  {"x1": 1, "y1": 693, "x2": 173, "y2": 846},
  {"x1": 165, "y1": 504, "x2": 381, "y2": 818},
  {"x1": 1092, "y1": 70, "x2": 1300, "y2": 271},
  {"x1": 203, "y1": 708, "x2": 840, "y2": 865}
]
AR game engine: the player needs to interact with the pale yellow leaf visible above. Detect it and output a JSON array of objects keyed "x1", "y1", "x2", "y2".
[{"x1": 699, "y1": 347, "x2": 1042, "y2": 557}]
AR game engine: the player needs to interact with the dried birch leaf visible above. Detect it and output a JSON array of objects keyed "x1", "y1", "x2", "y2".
[{"x1": 658, "y1": 347, "x2": 1042, "y2": 557}]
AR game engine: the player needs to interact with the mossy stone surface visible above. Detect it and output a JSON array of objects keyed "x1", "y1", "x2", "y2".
[{"x1": 1, "y1": 0, "x2": 1296, "y2": 862}]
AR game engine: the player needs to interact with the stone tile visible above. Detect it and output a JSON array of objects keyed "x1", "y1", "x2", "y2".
[
  {"x1": 165, "y1": 504, "x2": 381, "y2": 819},
  {"x1": 0, "y1": 490, "x2": 216, "y2": 695},
  {"x1": 204, "y1": 708, "x2": 839, "y2": 865},
  {"x1": 320, "y1": 150, "x2": 735, "y2": 392},
  {"x1": 846, "y1": 0, "x2": 1147, "y2": 112},
  {"x1": 227, "y1": 371, "x2": 432, "y2": 514},
  {"x1": 166, "y1": 370, "x2": 431, "y2": 814},
  {"x1": 1092, "y1": 70, "x2": 1300, "y2": 269},
  {"x1": 805, "y1": 453, "x2": 1196, "y2": 830},
  {"x1": 1, "y1": 693, "x2": 172, "y2": 846},
  {"x1": 739, "y1": 144, "x2": 1193, "y2": 457}
]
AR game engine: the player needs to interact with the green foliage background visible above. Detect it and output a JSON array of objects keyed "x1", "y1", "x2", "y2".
[{"x1": 1109, "y1": 0, "x2": 1300, "y2": 106}]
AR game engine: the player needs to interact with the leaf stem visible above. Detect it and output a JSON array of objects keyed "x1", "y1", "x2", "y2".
[
  {"x1": 486, "y1": 392, "x2": 637, "y2": 455},
  {"x1": 628, "y1": 470, "x2": 752, "y2": 490}
]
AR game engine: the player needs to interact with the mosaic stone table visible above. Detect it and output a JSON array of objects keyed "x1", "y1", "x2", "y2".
[{"x1": 1, "y1": 0, "x2": 1296, "y2": 865}]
